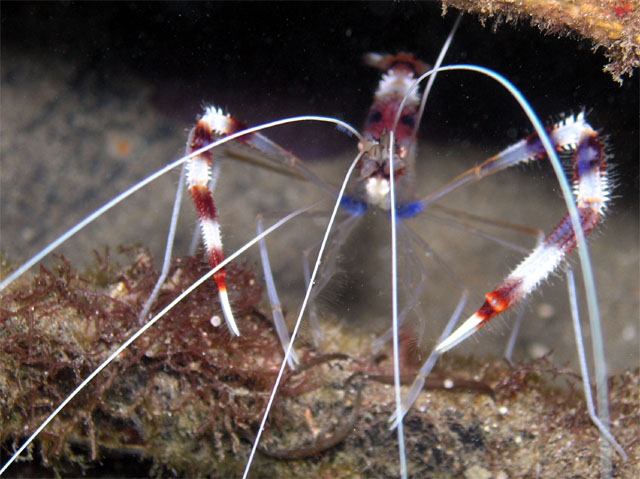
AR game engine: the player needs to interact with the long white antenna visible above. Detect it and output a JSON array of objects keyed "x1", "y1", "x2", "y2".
[
  {"x1": 0, "y1": 203, "x2": 317, "y2": 476},
  {"x1": 0, "y1": 116, "x2": 363, "y2": 292},
  {"x1": 242, "y1": 150, "x2": 364, "y2": 479},
  {"x1": 388, "y1": 129, "x2": 408, "y2": 479},
  {"x1": 411, "y1": 12, "x2": 463, "y2": 143}
]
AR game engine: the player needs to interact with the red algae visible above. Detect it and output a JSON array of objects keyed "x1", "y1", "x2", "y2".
[{"x1": 1, "y1": 250, "x2": 638, "y2": 477}]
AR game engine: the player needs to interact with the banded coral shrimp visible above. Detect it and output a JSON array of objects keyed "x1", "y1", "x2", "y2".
[{"x1": 1, "y1": 3, "x2": 639, "y2": 478}]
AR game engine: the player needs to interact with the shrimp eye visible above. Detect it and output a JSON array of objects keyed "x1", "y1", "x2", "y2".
[
  {"x1": 367, "y1": 109, "x2": 382, "y2": 125},
  {"x1": 400, "y1": 114, "x2": 416, "y2": 128}
]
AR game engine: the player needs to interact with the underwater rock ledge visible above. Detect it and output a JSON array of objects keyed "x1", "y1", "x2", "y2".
[
  {"x1": 1, "y1": 250, "x2": 638, "y2": 478},
  {"x1": 442, "y1": 0, "x2": 640, "y2": 82}
]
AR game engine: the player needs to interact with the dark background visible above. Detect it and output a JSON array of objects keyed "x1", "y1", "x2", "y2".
[{"x1": 2, "y1": 1, "x2": 637, "y2": 191}]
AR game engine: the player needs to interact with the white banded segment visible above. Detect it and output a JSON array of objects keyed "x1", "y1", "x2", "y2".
[
  {"x1": 200, "y1": 106, "x2": 236, "y2": 136},
  {"x1": 364, "y1": 52, "x2": 428, "y2": 103},
  {"x1": 436, "y1": 114, "x2": 610, "y2": 354}
]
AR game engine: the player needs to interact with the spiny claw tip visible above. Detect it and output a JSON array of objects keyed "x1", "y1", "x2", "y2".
[{"x1": 435, "y1": 313, "x2": 483, "y2": 353}]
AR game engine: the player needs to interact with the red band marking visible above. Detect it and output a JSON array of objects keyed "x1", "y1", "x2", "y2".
[
  {"x1": 210, "y1": 249, "x2": 228, "y2": 296},
  {"x1": 477, "y1": 279, "x2": 523, "y2": 324},
  {"x1": 189, "y1": 184, "x2": 217, "y2": 222},
  {"x1": 227, "y1": 118, "x2": 252, "y2": 143},
  {"x1": 213, "y1": 269, "x2": 227, "y2": 292},
  {"x1": 208, "y1": 248, "x2": 225, "y2": 270},
  {"x1": 544, "y1": 209, "x2": 599, "y2": 253},
  {"x1": 190, "y1": 122, "x2": 215, "y2": 161}
]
